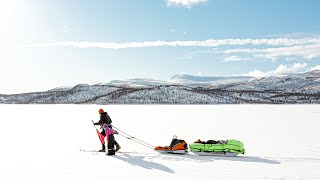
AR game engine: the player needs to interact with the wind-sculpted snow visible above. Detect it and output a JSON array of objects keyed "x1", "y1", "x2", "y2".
[{"x1": 0, "y1": 70, "x2": 320, "y2": 104}]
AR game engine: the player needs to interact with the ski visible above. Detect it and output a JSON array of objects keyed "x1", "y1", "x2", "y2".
[
  {"x1": 80, "y1": 149, "x2": 153, "y2": 155},
  {"x1": 80, "y1": 149, "x2": 102, "y2": 153}
]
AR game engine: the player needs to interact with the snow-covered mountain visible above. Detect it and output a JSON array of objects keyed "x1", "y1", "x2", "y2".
[
  {"x1": 107, "y1": 78, "x2": 168, "y2": 87},
  {"x1": 1, "y1": 70, "x2": 320, "y2": 104},
  {"x1": 169, "y1": 74, "x2": 254, "y2": 84},
  {"x1": 48, "y1": 86, "x2": 73, "y2": 92}
]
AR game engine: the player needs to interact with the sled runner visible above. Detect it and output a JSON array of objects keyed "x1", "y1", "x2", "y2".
[
  {"x1": 189, "y1": 139, "x2": 245, "y2": 156},
  {"x1": 155, "y1": 135, "x2": 188, "y2": 154}
]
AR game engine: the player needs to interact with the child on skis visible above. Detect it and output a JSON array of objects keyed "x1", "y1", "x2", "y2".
[{"x1": 103, "y1": 123, "x2": 116, "y2": 155}]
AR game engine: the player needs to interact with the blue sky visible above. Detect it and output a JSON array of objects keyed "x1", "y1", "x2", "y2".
[{"x1": 1, "y1": 0, "x2": 320, "y2": 94}]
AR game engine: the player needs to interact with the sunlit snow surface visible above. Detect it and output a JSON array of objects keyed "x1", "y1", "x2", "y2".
[{"x1": 0, "y1": 105, "x2": 319, "y2": 180}]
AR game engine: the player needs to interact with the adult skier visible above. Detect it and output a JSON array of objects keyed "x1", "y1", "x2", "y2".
[{"x1": 94, "y1": 109, "x2": 121, "y2": 152}]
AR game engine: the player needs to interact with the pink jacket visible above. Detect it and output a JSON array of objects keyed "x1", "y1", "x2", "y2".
[{"x1": 103, "y1": 123, "x2": 115, "y2": 141}]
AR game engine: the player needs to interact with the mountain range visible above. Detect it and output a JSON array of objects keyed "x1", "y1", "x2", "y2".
[{"x1": 1, "y1": 70, "x2": 320, "y2": 104}]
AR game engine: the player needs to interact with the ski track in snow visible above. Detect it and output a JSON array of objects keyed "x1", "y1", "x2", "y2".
[{"x1": 0, "y1": 104, "x2": 320, "y2": 180}]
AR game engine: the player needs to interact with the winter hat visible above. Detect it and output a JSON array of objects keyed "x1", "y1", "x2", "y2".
[{"x1": 99, "y1": 109, "x2": 104, "y2": 114}]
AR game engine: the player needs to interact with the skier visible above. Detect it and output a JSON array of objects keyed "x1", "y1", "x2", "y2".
[
  {"x1": 103, "y1": 123, "x2": 116, "y2": 155},
  {"x1": 94, "y1": 109, "x2": 121, "y2": 152}
]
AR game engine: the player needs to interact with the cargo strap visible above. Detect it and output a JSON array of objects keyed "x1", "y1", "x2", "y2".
[{"x1": 112, "y1": 125, "x2": 154, "y2": 150}]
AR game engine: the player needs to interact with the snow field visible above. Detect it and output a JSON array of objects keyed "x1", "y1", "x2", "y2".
[{"x1": 0, "y1": 104, "x2": 319, "y2": 180}]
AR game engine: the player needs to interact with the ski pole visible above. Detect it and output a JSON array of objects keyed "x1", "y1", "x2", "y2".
[
  {"x1": 91, "y1": 120, "x2": 97, "y2": 129},
  {"x1": 91, "y1": 120, "x2": 105, "y2": 145}
]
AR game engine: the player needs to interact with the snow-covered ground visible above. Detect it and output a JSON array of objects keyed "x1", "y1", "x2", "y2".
[{"x1": 0, "y1": 105, "x2": 319, "y2": 180}]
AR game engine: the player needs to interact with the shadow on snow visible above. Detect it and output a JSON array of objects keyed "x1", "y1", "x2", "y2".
[
  {"x1": 112, "y1": 152, "x2": 174, "y2": 173},
  {"x1": 158, "y1": 154, "x2": 281, "y2": 164}
]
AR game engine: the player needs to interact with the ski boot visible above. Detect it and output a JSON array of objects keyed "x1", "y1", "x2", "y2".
[
  {"x1": 99, "y1": 144, "x2": 106, "y2": 152},
  {"x1": 107, "y1": 148, "x2": 115, "y2": 155},
  {"x1": 115, "y1": 144, "x2": 121, "y2": 152}
]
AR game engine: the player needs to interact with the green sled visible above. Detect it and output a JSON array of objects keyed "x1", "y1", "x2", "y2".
[{"x1": 189, "y1": 139, "x2": 245, "y2": 156}]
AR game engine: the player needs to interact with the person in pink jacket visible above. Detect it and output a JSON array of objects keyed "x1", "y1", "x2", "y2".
[{"x1": 103, "y1": 123, "x2": 116, "y2": 155}]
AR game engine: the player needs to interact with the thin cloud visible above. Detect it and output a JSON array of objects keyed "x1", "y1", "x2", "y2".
[
  {"x1": 28, "y1": 37, "x2": 320, "y2": 61},
  {"x1": 166, "y1": 0, "x2": 207, "y2": 8},
  {"x1": 225, "y1": 43, "x2": 320, "y2": 61},
  {"x1": 28, "y1": 38, "x2": 320, "y2": 49},
  {"x1": 63, "y1": 25, "x2": 72, "y2": 33},
  {"x1": 224, "y1": 56, "x2": 250, "y2": 62},
  {"x1": 177, "y1": 56, "x2": 193, "y2": 59},
  {"x1": 170, "y1": 28, "x2": 176, "y2": 33}
]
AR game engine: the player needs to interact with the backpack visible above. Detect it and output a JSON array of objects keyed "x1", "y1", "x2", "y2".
[{"x1": 101, "y1": 112, "x2": 112, "y2": 125}]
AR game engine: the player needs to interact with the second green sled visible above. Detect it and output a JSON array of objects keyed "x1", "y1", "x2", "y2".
[{"x1": 189, "y1": 139, "x2": 245, "y2": 156}]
